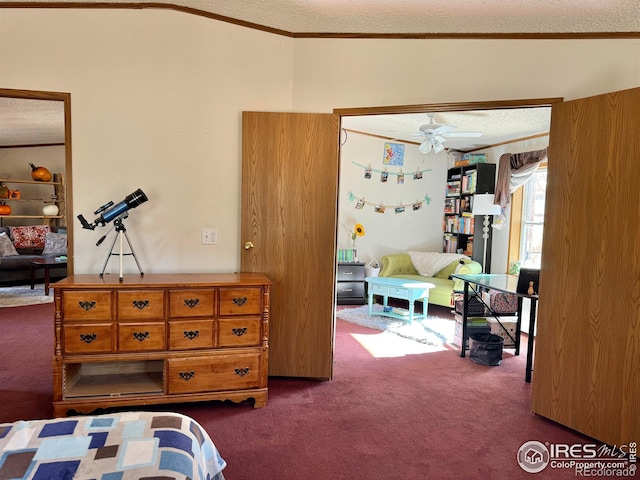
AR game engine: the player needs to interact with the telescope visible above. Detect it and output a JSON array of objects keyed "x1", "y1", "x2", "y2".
[{"x1": 78, "y1": 188, "x2": 148, "y2": 230}]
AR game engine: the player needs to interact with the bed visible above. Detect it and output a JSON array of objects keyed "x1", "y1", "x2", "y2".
[{"x1": 0, "y1": 411, "x2": 226, "y2": 479}]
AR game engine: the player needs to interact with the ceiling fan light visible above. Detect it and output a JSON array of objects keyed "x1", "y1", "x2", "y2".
[
  {"x1": 418, "y1": 141, "x2": 432, "y2": 154},
  {"x1": 433, "y1": 141, "x2": 445, "y2": 154}
]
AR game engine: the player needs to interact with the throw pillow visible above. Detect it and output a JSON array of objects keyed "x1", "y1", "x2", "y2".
[
  {"x1": 42, "y1": 231, "x2": 67, "y2": 255},
  {"x1": 0, "y1": 232, "x2": 19, "y2": 257},
  {"x1": 10, "y1": 225, "x2": 51, "y2": 249}
]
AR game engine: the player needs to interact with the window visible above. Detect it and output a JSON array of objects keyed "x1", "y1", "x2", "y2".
[{"x1": 518, "y1": 169, "x2": 547, "y2": 268}]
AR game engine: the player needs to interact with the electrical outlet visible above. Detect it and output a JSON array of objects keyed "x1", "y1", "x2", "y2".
[{"x1": 201, "y1": 228, "x2": 218, "y2": 245}]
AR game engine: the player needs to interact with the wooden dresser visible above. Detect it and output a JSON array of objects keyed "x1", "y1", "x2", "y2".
[{"x1": 52, "y1": 273, "x2": 270, "y2": 416}]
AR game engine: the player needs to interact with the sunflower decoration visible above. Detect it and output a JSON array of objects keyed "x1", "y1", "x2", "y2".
[{"x1": 351, "y1": 223, "x2": 365, "y2": 246}]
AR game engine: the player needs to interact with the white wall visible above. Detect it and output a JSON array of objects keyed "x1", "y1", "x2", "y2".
[
  {"x1": 1, "y1": 9, "x2": 294, "y2": 274},
  {"x1": 2, "y1": 8, "x2": 639, "y2": 274},
  {"x1": 338, "y1": 130, "x2": 448, "y2": 264}
]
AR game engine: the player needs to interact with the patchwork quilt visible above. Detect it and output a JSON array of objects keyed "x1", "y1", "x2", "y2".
[{"x1": 0, "y1": 411, "x2": 226, "y2": 480}]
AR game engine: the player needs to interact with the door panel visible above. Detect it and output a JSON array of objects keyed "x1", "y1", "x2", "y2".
[
  {"x1": 532, "y1": 87, "x2": 640, "y2": 445},
  {"x1": 241, "y1": 112, "x2": 339, "y2": 379}
]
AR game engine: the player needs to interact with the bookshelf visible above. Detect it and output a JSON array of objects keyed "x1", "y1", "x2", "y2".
[{"x1": 443, "y1": 163, "x2": 496, "y2": 268}]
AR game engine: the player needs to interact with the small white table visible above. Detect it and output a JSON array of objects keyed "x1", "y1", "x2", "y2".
[{"x1": 365, "y1": 277, "x2": 435, "y2": 323}]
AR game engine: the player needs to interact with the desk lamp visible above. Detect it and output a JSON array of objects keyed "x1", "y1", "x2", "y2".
[{"x1": 472, "y1": 194, "x2": 501, "y2": 273}]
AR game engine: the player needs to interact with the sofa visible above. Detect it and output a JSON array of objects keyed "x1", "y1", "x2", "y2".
[
  {"x1": 0, "y1": 225, "x2": 68, "y2": 286},
  {"x1": 378, "y1": 252, "x2": 482, "y2": 308}
]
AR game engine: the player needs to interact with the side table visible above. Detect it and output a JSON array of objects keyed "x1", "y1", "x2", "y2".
[
  {"x1": 336, "y1": 262, "x2": 366, "y2": 305},
  {"x1": 30, "y1": 258, "x2": 68, "y2": 295}
]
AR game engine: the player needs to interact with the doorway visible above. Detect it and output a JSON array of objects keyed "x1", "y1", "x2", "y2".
[
  {"x1": 335, "y1": 99, "x2": 556, "y2": 281},
  {"x1": 0, "y1": 88, "x2": 73, "y2": 293}
]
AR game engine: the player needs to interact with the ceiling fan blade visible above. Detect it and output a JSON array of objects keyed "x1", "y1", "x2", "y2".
[
  {"x1": 434, "y1": 135, "x2": 447, "y2": 143},
  {"x1": 443, "y1": 131, "x2": 483, "y2": 138},
  {"x1": 430, "y1": 124, "x2": 457, "y2": 135}
]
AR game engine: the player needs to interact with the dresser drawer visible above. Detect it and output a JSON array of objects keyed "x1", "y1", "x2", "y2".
[
  {"x1": 218, "y1": 318, "x2": 261, "y2": 347},
  {"x1": 219, "y1": 287, "x2": 262, "y2": 315},
  {"x1": 337, "y1": 263, "x2": 365, "y2": 281},
  {"x1": 337, "y1": 281, "x2": 365, "y2": 298},
  {"x1": 167, "y1": 353, "x2": 260, "y2": 394},
  {"x1": 118, "y1": 322, "x2": 166, "y2": 352},
  {"x1": 169, "y1": 320, "x2": 215, "y2": 350},
  {"x1": 117, "y1": 290, "x2": 165, "y2": 320},
  {"x1": 169, "y1": 289, "x2": 215, "y2": 318},
  {"x1": 64, "y1": 323, "x2": 115, "y2": 354},
  {"x1": 63, "y1": 291, "x2": 113, "y2": 320}
]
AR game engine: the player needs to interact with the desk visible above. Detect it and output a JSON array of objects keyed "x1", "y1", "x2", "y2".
[
  {"x1": 365, "y1": 277, "x2": 435, "y2": 324},
  {"x1": 30, "y1": 258, "x2": 67, "y2": 295},
  {"x1": 451, "y1": 273, "x2": 538, "y2": 383}
]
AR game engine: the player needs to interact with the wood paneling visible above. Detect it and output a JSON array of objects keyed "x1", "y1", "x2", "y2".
[
  {"x1": 241, "y1": 112, "x2": 339, "y2": 379},
  {"x1": 532, "y1": 87, "x2": 640, "y2": 446}
]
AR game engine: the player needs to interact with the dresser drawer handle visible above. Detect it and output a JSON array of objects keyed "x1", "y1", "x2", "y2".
[
  {"x1": 80, "y1": 333, "x2": 97, "y2": 344},
  {"x1": 78, "y1": 301, "x2": 96, "y2": 311},
  {"x1": 343, "y1": 288, "x2": 353, "y2": 293},
  {"x1": 132, "y1": 331, "x2": 149, "y2": 342},
  {"x1": 232, "y1": 297, "x2": 247, "y2": 307},
  {"x1": 234, "y1": 367, "x2": 250, "y2": 377},
  {"x1": 232, "y1": 327, "x2": 247, "y2": 337},
  {"x1": 184, "y1": 298, "x2": 200, "y2": 308},
  {"x1": 179, "y1": 371, "x2": 195, "y2": 381},
  {"x1": 132, "y1": 300, "x2": 149, "y2": 310},
  {"x1": 183, "y1": 330, "x2": 200, "y2": 340}
]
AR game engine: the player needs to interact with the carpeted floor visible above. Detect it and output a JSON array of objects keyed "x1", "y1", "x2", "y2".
[
  {"x1": 0, "y1": 285, "x2": 54, "y2": 307},
  {"x1": 0, "y1": 303, "x2": 592, "y2": 480},
  {"x1": 336, "y1": 304, "x2": 455, "y2": 346}
]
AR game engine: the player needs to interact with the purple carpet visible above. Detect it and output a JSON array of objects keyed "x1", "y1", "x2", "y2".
[{"x1": 0, "y1": 303, "x2": 592, "y2": 479}]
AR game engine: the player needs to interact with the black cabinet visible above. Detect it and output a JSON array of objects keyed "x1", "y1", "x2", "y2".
[{"x1": 336, "y1": 262, "x2": 366, "y2": 305}]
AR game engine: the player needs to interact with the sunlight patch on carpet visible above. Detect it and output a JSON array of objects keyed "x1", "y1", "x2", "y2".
[
  {"x1": 0, "y1": 285, "x2": 54, "y2": 307},
  {"x1": 350, "y1": 331, "x2": 447, "y2": 358},
  {"x1": 337, "y1": 304, "x2": 455, "y2": 354}
]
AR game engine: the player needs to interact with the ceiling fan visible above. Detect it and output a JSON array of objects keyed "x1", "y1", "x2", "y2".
[{"x1": 413, "y1": 114, "x2": 483, "y2": 154}]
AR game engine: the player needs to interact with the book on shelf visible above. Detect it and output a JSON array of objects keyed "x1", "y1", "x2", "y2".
[{"x1": 446, "y1": 181, "x2": 461, "y2": 196}]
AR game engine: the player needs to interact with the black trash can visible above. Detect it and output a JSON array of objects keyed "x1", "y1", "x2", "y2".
[{"x1": 469, "y1": 333, "x2": 504, "y2": 366}]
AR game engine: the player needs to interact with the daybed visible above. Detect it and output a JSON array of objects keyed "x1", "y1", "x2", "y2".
[
  {"x1": 0, "y1": 411, "x2": 226, "y2": 480},
  {"x1": 378, "y1": 252, "x2": 482, "y2": 307},
  {"x1": 0, "y1": 225, "x2": 68, "y2": 285}
]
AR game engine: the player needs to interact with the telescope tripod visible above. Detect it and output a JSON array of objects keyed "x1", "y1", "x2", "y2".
[{"x1": 99, "y1": 216, "x2": 144, "y2": 280}]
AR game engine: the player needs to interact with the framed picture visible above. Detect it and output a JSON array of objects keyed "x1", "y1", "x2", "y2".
[{"x1": 383, "y1": 143, "x2": 405, "y2": 166}]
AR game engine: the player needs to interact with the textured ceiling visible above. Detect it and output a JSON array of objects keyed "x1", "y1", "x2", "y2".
[
  {"x1": 190, "y1": 0, "x2": 640, "y2": 34},
  {"x1": 0, "y1": 98, "x2": 65, "y2": 147},
  {"x1": 342, "y1": 108, "x2": 551, "y2": 152},
  {"x1": 0, "y1": 0, "x2": 638, "y2": 34}
]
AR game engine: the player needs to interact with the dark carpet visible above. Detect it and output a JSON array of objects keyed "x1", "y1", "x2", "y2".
[{"x1": 0, "y1": 303, "x2": 592, "y2": 479}]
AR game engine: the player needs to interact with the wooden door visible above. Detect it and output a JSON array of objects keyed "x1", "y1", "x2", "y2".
[
  {"x1": 532, "y1": 87, "x2": 640, "y2": 446},
  {"x1": 241, "y1": 112, "x2": 339, "y2": 379}
]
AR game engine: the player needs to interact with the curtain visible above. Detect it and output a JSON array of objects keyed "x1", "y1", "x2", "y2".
[{"x1": 494, "y1": 147, "x2": 548, "y2": 208}]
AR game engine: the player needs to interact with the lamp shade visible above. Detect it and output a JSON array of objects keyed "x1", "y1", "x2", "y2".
[{"x1": 472, "y1": 194, "x2": 501, "y2": 215}]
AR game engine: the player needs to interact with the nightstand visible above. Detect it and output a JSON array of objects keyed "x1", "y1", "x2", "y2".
[{"x1": 336, "y1": 262, "x2": 366, "y2": 305}]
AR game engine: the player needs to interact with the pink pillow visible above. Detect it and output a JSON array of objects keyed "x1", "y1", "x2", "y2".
[{"x1": 10, "y1": 225, "x2": 51, "y2": 249}]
